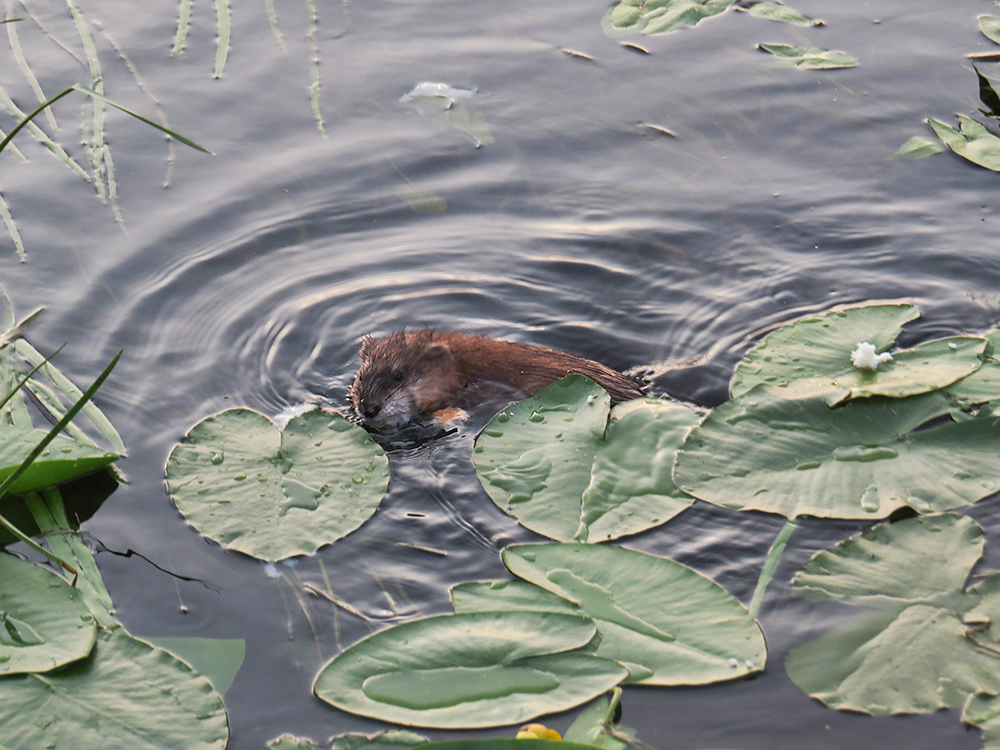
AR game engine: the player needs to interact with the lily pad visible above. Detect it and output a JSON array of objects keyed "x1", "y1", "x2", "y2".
[
  {"x1": 743, "y1": 2, "x2": 821, "y2": 26},
  {"x1": 944, "y1": 329, "x2": 1000, "y2": 406},
  {"x1": 0, "y1": 553, "x2": 96, "y2": 674},
  {"x1": 981, "y1": 15, "x2": 1000, "y2": 46},
  {"x1": 166, "y1": 408, "x2": 389, "y2": 561},
  {"x1": 329, "y1": 731, "x2": 430, "y2": 750},
  {"x1": 756, "y1": 43, "x2": 858, "y2": 69},
  {"x1": 0, "y1": 628, "x2": 228, "y2": 750},
  {"x1": 928, "y1": 115, "x2": 1000, "y2": 171},
  {"x1": 888, "y1": 136, "x2": 947, "y2": 160},
  {"x1": 137, "y1": 636, "x2": 246, "y2": 696},
  {"x1": 964, "y1": 693, "x2": 1000, "y2": 750},
  {"x1": 674, "y1": 386, "x2": 1000, "y2": 519},
  {"x1": 730, "y1": 304, "x2": 985, "y2": 405},
  {"x1": 602, "y1": 0, "x2": 738, "y2": 38},
  {"x1": 474, "y1": 376, "x2": 701, "y2": 542},
  {"x1": 785, "y1": 514, "x2": 1000, "y2": 715},
  {"x1": 0, "y1": 426, "x2": 119, "y2": 496},
  {"x1": 313, "y1": 611, "x2": 628, "y2": 728},
  {"x1": 499, "y1": 543, "x2": 766, "y2": 685}
]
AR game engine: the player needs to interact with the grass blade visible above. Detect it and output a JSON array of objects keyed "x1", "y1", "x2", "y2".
[
  {"x1": 0, "y1": 348, "x2": 122, "y2": 502},
  {"x1": 748, "y1": 516, "x2": 798, "y2": 619},
  {"x1": 265, "y1": 0, "x2": 287, "y2": 51},
  {"x1": 66, "y1": 0, "x2": 107, "y2": 203},
  {"x1": 6, "y1": 0, "x2": 57, "y2": 132},
  {"x1": 0, "y1": 85, "x2": 90, "y2": 179},
  {"x1": 214, "y1": 0, "x2": 230, "y2": 77},
  {"x1": 0, "y1": 341, "x2": 62, "y2": 413},
  {"x1": 305, "y1": 0, "x2": 326, "y2": 137},
  {"x1": 172, "y1": 0, "x2": 192, "y2": 55},
  {"x1": 0, "y1": 191, "x2": 25, "y2": 261}
]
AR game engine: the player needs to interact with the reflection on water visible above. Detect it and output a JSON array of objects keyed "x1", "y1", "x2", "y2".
[{"x1": 0, "y1": 0, "x2": 997, "y2": 747}]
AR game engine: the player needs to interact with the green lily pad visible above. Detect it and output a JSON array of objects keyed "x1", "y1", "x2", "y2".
[
  {"x1": 602, "y1": 0, "x2": 738, "y2": 38},
  {"x1": 888, "y1": 135, "x2": 947, "y2": 160},
  {"x1": 928, "y1": 115, "x2": 1000, "y2": 171},
  {"x1": 313, "y1": 611, "x2": 628, "y2": 728},
  {"x1": 498, "y1": 543, "x2": 766, "y2": 685},
  {"x1": 730, "y1": 304, "x2": 986, "y2": 405},
  {"x1": 563, "y1": 694, "x2": 632, "y2": 750},
  {"x1": 452, "y1": 580, "x2": 580, "y2": 616},
  {"x1": 743, "y1": 2, "x2": 821, "y2": 26},
  {"x1": 944, "y1": 329, "x2": 1000, "y2": 406},
  {"x1": 756, "y1": 43, "x2": 858, "y2": 69},
  {"x1": 166, "y1": 408, "x2": 389, "y2": 561},
  {"x1": 137, "y1": 636, "x2": 246, "y2": 696},
  {"x1": 0, "y1": 553, "x2": 96, "y2": 674},
  {"x1": 0, "y1": 426, "x2": 119, "y2": 496},
  {"x1": 674, "y1": 386, "x2": 1000, "y2": 519},
  {"x1": 329, "y1": 731, "x2": 430, "y2": 750},
  {"x1": 981, "y1": 15, "x2": 1000, "y2": 46},
  {"x1": 785, "y1": 514, "x2": 1000, "y2": 715},
  {"x1": 474, "y1": 376, "x2": 700, "y2": 542},
  {"x1": 964, "y1": 693, "x2": 1000, "y2": 750},
  {"x1": 0, "y1": 628, "x2": 228, "y2": 750}
]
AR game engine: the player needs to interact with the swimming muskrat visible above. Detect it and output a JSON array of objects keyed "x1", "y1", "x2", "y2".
[{"x1": 349, "y1": 329, "x2": 644, "y2": 433}]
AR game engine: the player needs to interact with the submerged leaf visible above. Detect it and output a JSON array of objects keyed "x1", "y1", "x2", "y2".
[
  {"x1": 0, "y1": 628, "x2": 228, "y2": 750},
  {"x1": 786, "y1": 514, "x2": 1000, "y2": 715},
  {"x1": 474, "y1": 376, "x2": 700, "y2": 542},
  {"x1": 888, "y1": 135, "x2": 946, "y2": 160},
  {"x1": 602, "y1": 0, "x2": 738, "y2": 37},
  {"x1": 674, "y1": 387, "x2": 1000, "y2": 519},
  {"x1": 743, "y1": 2, "x2": 821, "y2": 26},
  {"x1": 0, "y1": 553, "x2": 95, "y2": 674},
  {"x1": 492, "y1": 543, "x2": 766, "y2": 685},
  {"x1": 313, "y1": 611, "x2": 628, "y2": 728},
  {"x1": 166, "y1": 408, "x2": 389, "y2": 561},
  {"x1": 756, "y1": 43, "x2": 858, "y2": 69},
  {"x1": 928, "y1": 115, "x2": 1000, "y2": 171}
]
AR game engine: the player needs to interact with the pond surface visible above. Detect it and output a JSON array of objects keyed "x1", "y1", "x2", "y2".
[{"x1": 3, "y1": 0, "x2": 1000, "y2": 747}]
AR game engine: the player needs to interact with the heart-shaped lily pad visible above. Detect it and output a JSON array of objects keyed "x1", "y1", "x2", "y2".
[
  {"x1": 474, "y1": 376, "x2": 701, "y2": 542},
  {"x1": 674, "y1": 386, "x2": 1000, "y2": 519},
  {"x1": 313, "y1": 611, "x2": 628, "y2": 728},
  {"x1": 166, "y1": 408, "x2": 389, "y2": 561},
  {"x1": 928, "y1": 115, "x2": 1000, "y2": 172}
]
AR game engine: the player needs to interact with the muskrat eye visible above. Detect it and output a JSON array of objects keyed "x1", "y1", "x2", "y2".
[{"x1": 390, "y1": 370, "x2": 405, "y2": 383}]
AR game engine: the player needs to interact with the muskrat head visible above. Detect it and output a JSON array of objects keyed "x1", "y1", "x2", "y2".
[{"x1": 349, "y1": 330, "x2": 464, "y2": 433}]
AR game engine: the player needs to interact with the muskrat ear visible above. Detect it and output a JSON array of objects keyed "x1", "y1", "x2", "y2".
[
  {"x1": 424, "y1": 341, "x2": 454, "y2": 363},
  {"x1": 358, "y1": 336, "x2": 375, "y2": 359}
]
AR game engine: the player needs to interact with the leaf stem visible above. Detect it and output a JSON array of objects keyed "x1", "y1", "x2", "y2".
[{"x1": 748, "y1": 516, "x2": 799, "y2": 619}]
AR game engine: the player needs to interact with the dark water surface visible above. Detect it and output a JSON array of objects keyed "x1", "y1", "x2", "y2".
[{"x1": 3, "y1": 0, "x2": 1000, "y2": 747}]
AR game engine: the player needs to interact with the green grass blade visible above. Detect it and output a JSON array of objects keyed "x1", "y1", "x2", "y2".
[
  {"x1": 172, "y1": 0, "x2": 192, "y2": 55},
  {"x1": 748, "y1": 517, "x2": 799, "y2": 619},
  {"x1": 15, "y1": 339, "x2": 126, "y2": 456},
  {"x1": 72, "y1": 85, "x2": 212, "y2": 153},
  {"x1": 0, "y1": 191, "x2": 25, "y2": 261},
  {"x1": 0, "y1": 348, "x2": 122, "y2": 502},
  {"x1": 6, "y1": 2, "x2": 57, "y2": 132},
  {"x1": 1, "y1": 16, "x2": 22, "y2": 23},
  {"x1": 93, "y1": 19, "x2": 177, "y2": 186},
  {"x1": 0, "y1": 342, "x2": 62, "y2": 413},
  {"x1": 0, "y1": 85, "x2": 90, "y2": 179},
  {"x1": 304, "y1": 0, "x2": 326, "y2": 137},
  {"x1": 214, "y1": 0, "x2": 230, "y2": 77}
]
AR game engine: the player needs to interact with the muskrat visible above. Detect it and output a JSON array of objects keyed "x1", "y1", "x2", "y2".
[{"x1": 349, "y1": 329, "x2": 644, "y2": 433}]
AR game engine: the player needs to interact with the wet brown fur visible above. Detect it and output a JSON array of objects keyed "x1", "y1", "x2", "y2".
[{"x1": 349, "y1": 330, "x2": 644, "y2": 427}]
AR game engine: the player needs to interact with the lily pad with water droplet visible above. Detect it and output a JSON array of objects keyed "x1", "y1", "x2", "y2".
[
  {"x1": 730, "y1": 304, "x2": 986, "y2": 406},
  {"x1": 463, "y1": 543, "x2": 766, "y2": 686},
  {"x1": 0, "y1": 553, "x2": 95, "y2": 675},
  {"x1": 928, "y1": 115, "x2": 1000, "y2": 172},
  {"x1": 674, "y1": 386, "x2": 1000, "y2": 519},
  {"x1": 0, "y1": 627, "x2": 228, "y2": 750},
  {"x1": 473, "y1": 376, "x2": 701, "y2": 542},
  {"x1": 166, "y1": 408, "x2": 389, "y2": 561},
  {"x1": 313, "y1": 610, "x2": 628, "y2": 728},
  {"x1": 785, "y1": 514, "x2": 1000, "y2": 715},
  {"x1": 756, "y1": 43, "x2": 858, "y2": 69}
]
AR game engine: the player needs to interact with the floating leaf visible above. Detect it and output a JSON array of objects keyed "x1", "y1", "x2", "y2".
[
  {"x1": 943, "y1": 329, "x2": 1000, "y2": 406},
  {"x1": 313, "y1": 611, "x2": 628, "y2": 728},
  {"x1": 964, "y1": 693, "x2": 1000, "y2": 750},
  {"x1": 0, "y1": 553, "x2": 95, "y2": 674},
  {"x1": 675, "y1": 386, "x2": 1000, "y2": 519},
  {"x1": 329, "y1": 730, "x2": 430, "y2": 750},
  {"x1": 756, "y1": 43, "x2": 858, "y2": 69},
  {"x1": 730, "y1": 304, "x2": 986, "y2": 405},
  {"x1": 137, "y1": 636, "x2": 245, "y2": 696},
  {"x1": 0, "y1": 628, "x2": 228, "y2": 750},
  {"x1": 496, "y1": 543, "x2": 766, "y2": 685},
  {"x1": 744, "y1": 2, "x2": 821, "y2": 26},
  {"x1": 0, "y1": 427, "x2": 118, "y2": 496},
  {"x1": 563, "y1": 694, "x2": 630, "y2": 750},
  {"x1": 601, "y1": 0, "x2": 738, "y2": 38},
  {"x1": 394, "y1": 186, "x2": 447, "y2": 215},
  {"x1": 981, "y1": 15, "x2": 1000, "y2": 46},
  {"x1": 928, "y1": 115, "x2": 1000, "y2": 171},
  {"x1": 166, "y1": 408, "x2": 389, "y2": 562},
  {"x1": 474, "y1": 376, "x2": 700, "y2": 542},
  {"x1": 785, "y1": 514, "x2": 1000, "y2": 715},
  {"x1": 888, "y1": 135, "x2": 946, "y2": 160}
]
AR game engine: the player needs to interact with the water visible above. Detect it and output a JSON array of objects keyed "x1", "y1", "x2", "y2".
[{"x1": 2, "y1": 0, "x2": 999, "y2": 747}]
